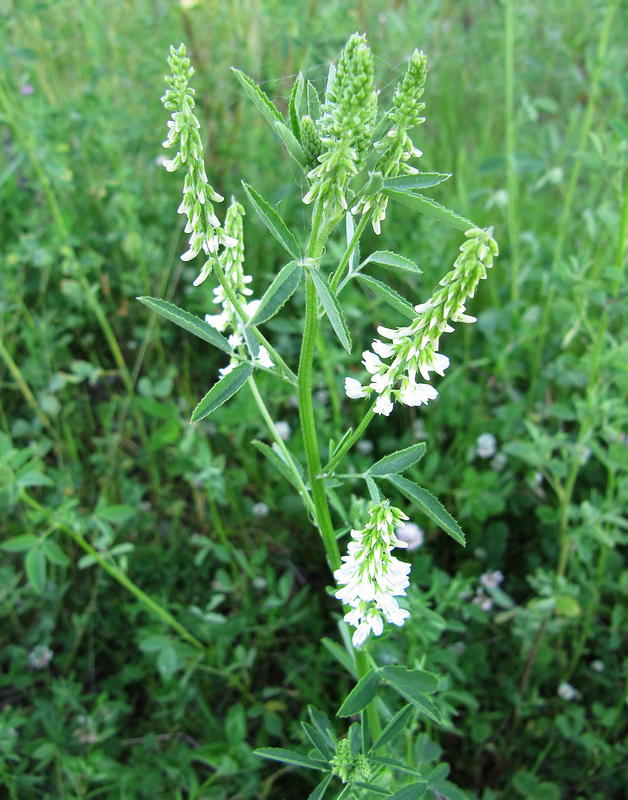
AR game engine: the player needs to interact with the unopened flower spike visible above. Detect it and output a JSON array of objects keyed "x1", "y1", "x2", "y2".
[
  {"x1": 345, "y1": 227, "x2": 498, "y2": 416},
  {"x1": 161, "y1": 44, "x2": 237, "y2": 282},
  {"x1": 204, "y1": 198, "x2": 273, "y2": 377},
  {"x1": 354, "y1": 50, "x2": 428, "y2": 234},
  {"x1": 304, "y1": 33, "x2": 377, "y2": 212},
  {"x1": 335, "y1": 499, "x2": 412, "y2": 647}
]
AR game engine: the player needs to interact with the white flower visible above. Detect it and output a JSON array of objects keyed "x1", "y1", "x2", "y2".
[
  {"x1": 476, "y1": 433, "x2": 497, "y2": 459},
  {"x1": 356, "y1": 439, "x2": 374, "y2": 455},
  {"x1": 275, "y1": 421, "x2": 291, "y2": 441},
  {"x1": 472, "y1": 590, "x2": 493, "y2": 611},
  {"x1": 490, "y1": 452, "x2": 507, "y2": 471},
  {"x1": 395, "y1": 522, "x2": 424, "y2": 550},
  {"x1": 398, "y1": 380, "x2": 438, "y2": 407},
  {"x1": 254, "y1": 346, "x2": 274, "y2": 370},
  {"x1": 334, "y1": 500, "x2": 412, "y2": 647},
  {"x1": 362, "y1": 350, "x2": 383, "y2": 374},
  {"x1": 345, "y1": 377, "x2": 368, "y2": 399},
  {"x1": 374, "y1": 394, "x2": 393, "y2": 416},
  {"x1": 28, "y1": 645, "x2": 53, "y2": 670},
  {"x1": 558, "y1": 682, "x2": 577, "y2": 701},
  {"x1": 345, "y1": 228, "x2": 497, "y2": 417},
  {"x1": 480, "y1": 570, "x2": 504, "y2": 589},
  {"x1": 590, "y1": 660, "x2": 605, "y2": 673},
  {"x1": 252, "y1": 502, "x2": 269, "y2": 518}
]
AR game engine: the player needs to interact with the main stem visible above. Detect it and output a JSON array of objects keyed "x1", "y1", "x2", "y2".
[
  {"x1": 297, "y1": 211, "x2": 341, "y2": 569},
  {"x1": 297, "y1": 203, "x2": 380, "y2": 740}
]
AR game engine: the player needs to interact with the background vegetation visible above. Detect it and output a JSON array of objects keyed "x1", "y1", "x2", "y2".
[{"x1": 1, "y1": 0, "x2": 625, "y2": 798}]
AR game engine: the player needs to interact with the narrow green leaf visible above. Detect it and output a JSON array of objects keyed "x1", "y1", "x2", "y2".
[
  {"x1": 346, "y1": 212, "x2": 359, "y2": 272},
  {"x1": 138, "y1": 297, "x2": 232, "y2": 355},
  {"x1": 249, "y1": 261, "x2": 302, "y2": 326},
  {"x1": 97, "y1": 504, "x2": 136, "y2": 524},
  {"x1": 254, "y1": 747, "x2": 327, "y2": 771},
  {"x1": 380, "y1": 666, "x2": 439, "y2": 695},
  {"x1": 369, "y1": 704, "x2": 414, "y2": 754},
  {"x1": 231, "y1": 68, "x2": 283, "y2": 129},
  {"x1": 352, "y1": 782, "x2": 389, "y2": 796},
  {"x1": 386, "y1": 783, "x2": 428, "y2": 800},
  {"x1": 337, "y1": 669, "x2": 380, "y2": 717},
  {"x1": 42, "y1": 539, "x2": 70, "y2": 567},
  {"x1": 310, "y1": 269, "x2": 352, "y2": 352},
  {"x1": 302, "y1": 721, "x2": 333, "y2": 759},
  {"x1": 308, "y1": 773, "x2": 333, "y2": 800},
  {"x1": 275, "y1": 120, "x2": 308, "y2": 168},
  {"x1": 242, "y1": 182, "x2": 301, "y2": 259},
  {"x1": 307, "y1": 80, "x2": 321, "y2": 121},
  {"x1": 1, "y1": 534, "x2": 39, "y2": 553},
  {"x1": 356, "y1": 274, "x2": 415, "y2": 319},
  {"x1": 391, "y1": 688, "x2": 441, "y2": 724},
  {"x1": 383, "y1": 173, "x2": 451, "y2": 191},
  {"x1": 25, "y1": 546, "x2": 46, "y2": 593},
  {"x1": 308, "y1": 706, "x2": 337, "y2": 752},
  {"x1": 321, "y1": 637, "x2": 356, "y2": 678},
  {"x1": 191, "y1": 363, "x2": 253, "y2": 422},
  {"x1": 384, "y1": 190, "x2": 474, "y2": 232},
  {"x1": 368, "y1": 444, "x2": 427, "y2": 477},
  {"x1": 252, "y1": 440, "x2": 303, "y2": 493},
  {"x1": 289, "y1": 73, "x2": 305, "y2": 139},
  {"x1": 387, "y1": 475, "x2": 466, "y2": 546},
  {"x1": 365, "y1": 475, "x2": 383, "y2": 503},
  {"x1": 369, "y1": 756, "x2": 422, "y2": 776},
  {"x1": 360, "y1": 251, "x2": 422, "y2": 276}
]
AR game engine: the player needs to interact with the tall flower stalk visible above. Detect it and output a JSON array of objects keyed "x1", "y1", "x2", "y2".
[{"x1": 143, "y1": 33, "x2": 499, "y2": 785}]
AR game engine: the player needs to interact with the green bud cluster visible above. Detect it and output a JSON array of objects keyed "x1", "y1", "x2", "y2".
[
  {"x1": 161, "y1": 44, "x2": 236, "y2": 283},
  {"x1": 355, "y1": 50, "x2": 428, "y2": 234},
  {"x1": 304, "y1": 33, "x2": 377, "y2": 212},
  {"x1": 330, "y1": 738, "x2": 372, "y2": 784},
  {"x1": 300, "y1": 114, "x2": 324, "y2": 172}
]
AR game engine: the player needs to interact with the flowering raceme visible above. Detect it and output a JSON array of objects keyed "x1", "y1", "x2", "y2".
[
  {"x1": 161, "y1": 44, "x2": 237, "y2": 281},
  {"x1": 345, "y1": 227, "x2": 498, "y2": 416},
  {"x1": 334, "y1": 500, "x2": 412, "y2": 647},
  {"x1": 203, "y1": 199, "x2": 273, "y2": 377}
]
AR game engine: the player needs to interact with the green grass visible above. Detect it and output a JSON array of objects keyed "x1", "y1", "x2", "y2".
[{"x1": 1, "y1": 1, "x2": 626, "y2": 798}]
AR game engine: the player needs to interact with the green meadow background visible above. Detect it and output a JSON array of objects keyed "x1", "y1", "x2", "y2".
[{"x1": 1, "y1": 0, "x2": 626, "y2": 798}]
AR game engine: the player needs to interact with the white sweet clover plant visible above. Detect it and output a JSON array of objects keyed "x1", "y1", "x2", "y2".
[{"x1": 140, "y1": 35, "x2": 498, "y2": 796}]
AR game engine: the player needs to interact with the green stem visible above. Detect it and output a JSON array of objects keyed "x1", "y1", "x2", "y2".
[
  {"x1": 330, "y1": 210, "x2": 372, "y2": 292},
  {"x1": 298, "y1": 273, "x2": 341, "y2": 570},
  {"x1": 323, "y1": 406, "x2": 376, "y2": 475},
  {"x1": 247, "y1": 375, "x2": 316, "y2": 518},
  {"x1": 21, "y1": 491, "x2": 206, "y2": 652},
  {"x1": 0, "y1": 339, "x2": 58, "y2": 439}
]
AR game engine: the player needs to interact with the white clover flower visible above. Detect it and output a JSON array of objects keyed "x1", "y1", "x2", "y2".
[
  {"x1": 395, "y1": 522, "x2": 424, "y2": 551},
  {"x1": 28, "y1": 645, "x2": 54, "y2": 670},
  {"x1": 252, "y1": 502, "x2": 269, "y2": 518},
  {"x1": 480, "y1": 569, "x2": 504, "y2": 589},
  {"x1": 476, "y1": 433, "x2": 497, "y2": 459},
  {"x1": 558, "y1": 682, "x2": 577, "y2": 701},
  {"x1": 335, "y1": 500, "x2": 412, "y2": 647},
  {"x1": 275, "y1": 421, "x2": 291, "y2": 441},
  {"x1": 590, "y1": 659, "x2": 605, "y2": 673},
  {"x1": 472, "y1": 590, "x2": 493, "y2": 611},
  {"x1": 345, "y1": 228, "x2": 498, "y2": 416},
  {"x1": 490, "y1": 452, "x2": 507, "y2": 471}
]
